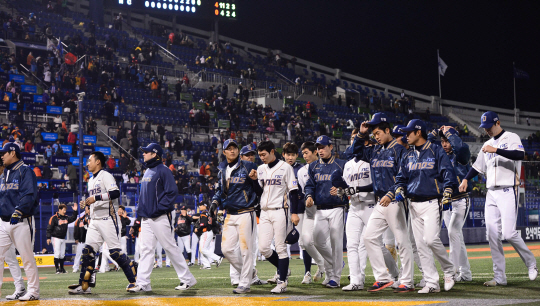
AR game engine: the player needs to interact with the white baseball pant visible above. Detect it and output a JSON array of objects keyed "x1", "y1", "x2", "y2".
[
  {"x1": 0, "y1": 218, "x2": 39, "y2": 296},
  {"x1": 410, "y1": 199, "x2": 454, "y2": 289},
  {"x1": 485, "y1": 187, "x2": 537, "y2": 284},
  {"x1": 363, "y1": 200, "x2": 414, "y2": 287},
  {"x1": 200, "y1": 231, "x2": 221, "y2": 268},
  {"x1": 155, "y1": 241, "x2": 163, "y2": 267},
  {"x1": 4, "y1": 244, "x2": 24, "y2": 292},
  {"x1": 230, "y1": 215, "x2": 259, "y2": 285},
  {"x1": 383, "y1": 228, "x2": 396, "y2": 247},
  {"x1": 345, "y1": 204, "x2": 369, "y2": 285},
  {"x1": 259, "y1": 209, "x2": 291, "y2": 259},
  {"x1": 72, "y1": 242, "x2": 85, "y2": 271},
  {"x1": 222, "y1": 211, "x2": 256, "y2": 288},
  {"x1": 52, "y1": 237, "x2": 66, "y2": 259},
  {"x1": 299, "y1": 212, "x2": 326, "y2": 273},
  {"x1": 442, "y1": 197, "x2": 471, "y2": 278},
  {"x1": 120, "y1": 236, "x2": 127, "y2": 255},
  {"x1": 313, "y1": 207, "x2": 344, "y2": 283},
  {"x1": 134, "y1": 238, "x2": 140, "y2": 262},
  {"x1": 177, "y1": 235, "x2": 191, "y2": 254},
  {"x1": 137, "y1": 214, "x2": 195, "y2": 287},
  {"x1": 407, "y1": 211, "x2": 423, "y2": 274},
  {"x1": 191, "y1": 233, "x2": 199, "y2": 264},
  {"x1": 98, "y1": 243, "x2": 119, "y2": 272}
]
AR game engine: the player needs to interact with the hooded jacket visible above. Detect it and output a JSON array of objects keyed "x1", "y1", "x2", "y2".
[{"x1": 138, "y1": 157, "x2": 178, "y2": 218}]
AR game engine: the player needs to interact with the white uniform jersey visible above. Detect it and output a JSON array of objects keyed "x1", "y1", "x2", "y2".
[
  {"x1": 343, "y1": 158, "x2": 376, "y2": 205},
  {"x1": 472, "y1": 131, "x2": 523, "y2": 189},
  {"x1": 88, "y1": 170, "x2": 120, "y2": 219},
  {"x1": 297, "y1": 164, "x2": 309, "y2": 191},
  {"x1": 258, "y1": 160, "x2": 298, "y2": 210}
]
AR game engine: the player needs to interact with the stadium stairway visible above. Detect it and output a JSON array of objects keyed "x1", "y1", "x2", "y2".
[{"x1": 448, "y1": 112, "x2": 481, "y2": 137}]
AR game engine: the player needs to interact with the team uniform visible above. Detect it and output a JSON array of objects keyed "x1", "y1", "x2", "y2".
[
  {"x1": 197, "y1": 208, "x2": 223, "y2": 269},
  {"x1": 46, "y1": 209, "x2": 78, "y2": 273},
  {"x1": 119, "y1": 215, "x2": 131, "y2": 255},
  {"x1": 257, "y1": 159, "x2": 298, "y2": 293},
  {"x1": 212, "y1": 148, "x2": 260, "y2": 294},
  {"x1": 0, "y1": 157, "x2": 40, "y2": 301},
  {"x1": 472, "y1": 126, "x2": 537, "y2": 285},
  {"x1": 131, "y1": 217, "x2": 142, "y2": 262},
  {"x1": 304, "y1": 148, "x2": 347, "y2": 288},
  {"x1": 70, "y1": 169, "x2": 137, "y2": 293},
  {"x1": 4, "y1": 244, "x2": 25, "y2": 300},
  {"x1": 73, "y1": 213, "x2": 89, "y2": 272},
  {"x1": 394, "y1": 131, "x2": 458, "y2": 292},
  {"x1": 175, "y1": 211, "x2": 193, "y2": 260},
  {"x1": 351, "y1": 131, "x2": 413, "y2": 290}
]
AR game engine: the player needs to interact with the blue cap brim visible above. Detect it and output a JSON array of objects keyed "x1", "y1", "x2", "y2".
[
  {"x1": 366, "y1": 119, "x2": 381, "y2": 126},
  {"x1": 400, "y1": 126, "x2": 416, "y2": 132},
  {"x1": 479, "y1": 122, "x2": 494, "y2": 128}
]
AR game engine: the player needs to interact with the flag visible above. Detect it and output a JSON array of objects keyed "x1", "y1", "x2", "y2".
[
  {"x1": 514, "y1": 67, "x2": 530, "y2": 80},
  {"x1": 57, "y1": 39, "x2": 63, "y2": 57},
  {"x1": 438, "y1": 55, "x2": 448, "y2": 76}
]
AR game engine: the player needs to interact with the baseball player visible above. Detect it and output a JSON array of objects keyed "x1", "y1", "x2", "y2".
[
  {"x1": 175, "y1": 205, "x2": 193, "y2": 261},
  {"x1": 304, "y1": 135, "x2": 347, "y2": 288},
  {"x1": 4, "y1": 245, "x2": 26, "y2": 300},
  {"x1": 251, "y1": 140, "x2": 298, "y2": 294},
  {"x1": 68, "y1": 151, "x2": 137, "y2": 294},
  {"x1": 195, "y1": 202, "x2": 223, "y2": 269},
  {"x1": 394, "y1": 119, "x2": 457, "y2": 293},
  {"x1": 73, "y1": 205, "x2": 90, "y2": 273},
  {"x1": 298, "y1": 142, "x2": 327, "y2": 282},
  {"x1": 428, "y1": 126, "x2": 473, "y2": 282},
  {"x1": 459, "y1": 111, "x2": 538, "y2": 286},
  {"x1": 129, "y1": 143, "x2": 196, "y2": 292},
  {"x1": 189, "y1": 220, "x2": 199, "y2": 266},
  {"x1": 211, "y1": 139, "x2": 261, "y2": 294},
  {"x1": 240, "y1": 144, "x2": 257, "y2": 163},
  {"x1": 47, "y1": 203, "x2": 78, "y2": 274},
  {"x1": 118, "y1": 206, "x2": 131, "y2": 255},
  {"x1": 351, "y1": 113, "x2": 413, "y2": 293},
  {"x1": 0, "y1": 142, "x2": 40, "y2": 301},
  {"x1": 130, "y1": 216, "x2": 142, "y2": 262}
]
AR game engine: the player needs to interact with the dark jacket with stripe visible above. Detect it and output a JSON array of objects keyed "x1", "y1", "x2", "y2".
[
  {"x1": 0, "y1": 160, "x2": 39, "y2": 218},
  {"x1": 304, "y1": 156, "x2": 348, "y2": 209},
  {"x1": 138, "y1": 159, "x2": 178, "y2": 218},
  {"x1": 213, "y1": 159, "x2": 258, "y2": 214},
  {"x1": 46, "y1": 210, "x2": 77, "y2": 239}
]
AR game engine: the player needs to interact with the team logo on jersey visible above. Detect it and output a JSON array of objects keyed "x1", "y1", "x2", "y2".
[
  {"x1": 518, "y1": 145, "x2": 524, "y2": 149},
  {"x1": 141, "y1": 176, "x2": 153, "y2": 182},
  {"x1": 292, "y1": 180, "x2": 298, "y2": 186},
  {"x1": 314, "y1": 173, "x2": 331, "y2": 181},
  {"x1": 228, "y1": 177, "x2": 246, "y2": 184},
  {"x1": 407, "y1": 161, "x2": 435, "y2": 170},
  {"x1": 349, "y1": 172, "x2": 369, "y2": 181},
  {"x1": 371, "y1": 158, "x2": 394, "y2": 168},
  {"x1": 264, "y1": 178, "x2": 282, "y2": 185},
  {"x1": 499, "y1": 143, "x2": 508, "y2": 149},
  {"x1": 426, "y1": 157, "x2": 435, "y2": 162},
  {"x1": 0, "y1": 182, "x2": 19, "y2": 191}
]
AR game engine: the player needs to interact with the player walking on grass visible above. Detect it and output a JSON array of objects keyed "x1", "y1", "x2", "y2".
[
  {"x1": 252, "y1": 141, "x2": 299, "y2": 294},
  {"x1": 394, "y1": 119, "x2": 457, "y2": 294},
  {"x1": 72, "y1": 205, "x2": 90, "y2": 273},
  {"x1": 304, "y1": 135, "x2": 347, "y2": 288},
  {"x1": 212, "y1": 139, "x2": 261, "y2": 294},
  {"x1": 129, "y1": 143, "x2": 196, "y2": 292},
  {"x1": 69, "y1": 151, "x2": 137, "y2": 294},
  {"x1": 195, "y1": 201, "x2": 223, "y2": 269},
  {"x1": 47, "y1": 202, "x2": 78, "y2": 274},
  {"x1": 428, "y1": 126, "x2": 473, "y2": 282},
  {"x1": 459, "y1": 111, "x2": 538, "y2": 286},
  {"x1": 0, "y1": 142, "x2": 40, "y2": 301},
  {"x1": 351, "y1": 114, "x2": 413, "y2": 293}
]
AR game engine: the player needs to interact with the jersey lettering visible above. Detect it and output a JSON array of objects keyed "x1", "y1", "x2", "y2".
[
  {"x1": 0, "y1": 183, "x2": 19, "y2": 191},
  {"x1": 349, "y1": 171, "x2": 369, "y2": 181},
  {"x1": 264, "y1": 178, "x2": 282, "y2": 185},
  {"x1": 407, "y1": 161, "x2": 435, "y2": 170},
  {"x1": 227, "y1": 177, "x2": 246, "y2": 184},
  {"x1": 314, "y1": 173, "x2": 331, "y2": 181},
  {"x1": 371, "y1": 159, "x2": 394, "y2": 168}
]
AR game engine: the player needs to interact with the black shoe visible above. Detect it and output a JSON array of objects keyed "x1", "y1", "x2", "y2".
[
  {"x1": 56, "y1": 268, "x2": 60, "y2": 274},
  {"x1": 61, "y1": 269, "x2": 67, "y2": 274}
]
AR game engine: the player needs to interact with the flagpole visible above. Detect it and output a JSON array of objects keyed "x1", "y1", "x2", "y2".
[
  {"x1": 438, "y1": 49, "x2": 442, "y2": 98},
  {"x1": 513, "y1": 62, "x2": 517, "y2": 124}
]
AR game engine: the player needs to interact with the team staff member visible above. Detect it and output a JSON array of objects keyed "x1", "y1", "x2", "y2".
[
  {"x1": 118, "y1": 206, "x2": 131, "y2": 255},
  {"x1": 212, "y1": 139, "x2": 261, "y2": 294},
  {"x1": 428, "y1": 126, "x2": 473, "y2": 282},
  {"x1": 130, "y1": 216, "x2": 142, "y2": 262},
  {"x1": 195, "y1": 202, "x2": 223, "y2": 269},
  {"x1": 47, "y1": 203, "x2": 78, "y2": 274},
  {"x1": 459, "y1": 111, "x2": 538, "y2": 286},
  {"x1": 73, "y1": 205, "x2": 90, "y2": 273},
  {"x1": 129, "y1": 143, "x2": 196, "y2": 292},
  {"x1": 240, "y1": 145, "x2": 257, "y2": 163},
  {"x1": 304, "y1": 135, "x2": 347, "y2": 288},
  {"x1": 175, "y1": 205, "x2": 193, "y2": 261},
  {"x1": 394, "y1": 119, "x2": 457, "y2": 293},
  {"x1": 0, "y1": 142, "x2": 40, "y2": 301},
  {"x1": 69, "y1": 151, "x2": 137, "y2": 294},
  {"x1": 351, "y1": 113, "x2": 411, "y2": 292},
  {"x1": 251, "y1": 141, "x2": 298, "y2": 294}
]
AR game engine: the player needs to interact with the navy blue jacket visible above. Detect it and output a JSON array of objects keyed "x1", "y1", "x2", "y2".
[
  {"x1": 304, "y1": 156, "x2": 348, "y2": 209},
  {"x1": 352, "y1": 136, "x2": 407, "y2": 200},
  {"x1": 213, "y1": 159, "x2": 259, "y2": 214},
  {"x1": 290, "y1": 162, "x2": 305, "y2": 214},
  {"x1": 138, "y1": 159, "x2": 178, "y2": 218},
  {"x1": 394, "y1": 141, "x2": 458, "y2": 201},
  {"x1": 0, "y1": 160, "x2": 39, "y2": 218},
  {"x1": 428, "y1": 129, "x2": 472, "y2": 199}
]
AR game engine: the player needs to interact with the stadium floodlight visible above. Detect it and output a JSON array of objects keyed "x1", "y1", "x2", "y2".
[
  {"x1": 186, "y1": 6, "x2": 190, "y2": 12},
  {"x1": 157, "y1": 2, "x2": 161, "y2": 8},
  {"x1": 174, "y1": 4, "x2": 178, "y2": 10},
  {"x1": 169, "y1": 4, "x2": 173, "y2": 9},
  {"x1": 145, "y1": 1, "x2": 149, "y2": 7},
  {"x1": 180, "y1": 5, "x2": 184, "y2": 11},
  {"x1": 151, "y1": 1, "x2": 155, "y2": 8}
]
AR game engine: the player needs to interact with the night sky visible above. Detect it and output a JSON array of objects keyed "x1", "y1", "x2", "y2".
[{"x1": 176, "y1": 1, "x2": 540, "y2": 113}]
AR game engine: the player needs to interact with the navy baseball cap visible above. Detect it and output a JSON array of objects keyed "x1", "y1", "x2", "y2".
[
  {"x1": 391, "y1": 124, "x2": 406, "y2": 136},
  {"x1": 139, "y1": 143, "x2": 163, "y2": 157},
  {"x1": 316, "y1": 135, "x2": 332, "y2": 146},
  {"x1": 240, "y1": 144, "x2": 256, "y2": 155},
  {"x1": 479, "y1": 111, "x2": 499, "y2": 129},
  {"x1": 223, "y1": 139, "x2": 238, "y2": 150},
  {"x1": 401, "y1": 119, "x2": 427, "y2": 133},
  {"x1": 367, "y1": 112, "x2": 388, "y2": 125},
  {"x1": 285, "y1": 226, "x2": 299, "y2": 245},
  {"x1": 180, "y1": 205, "x2": 187, "y2": 210},
  {"x1": 0, "y1": 142, "x2": 20, "y2": 154}
]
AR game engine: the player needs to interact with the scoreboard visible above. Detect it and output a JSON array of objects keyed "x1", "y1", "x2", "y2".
[{"x1": 115, "y1": 0, "x2": 237, "y2": 19}]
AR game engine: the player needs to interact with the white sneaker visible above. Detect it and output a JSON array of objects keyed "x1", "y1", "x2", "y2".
[
  {"x1": 529, "y1": 266, "x2": 538, "y2": 281},
  {"x1": 342, "y1": 283, "x2": 363, "y2": 291},
  {"x1": 314, "y1": 268, "x2": 325, "y2": 282},
  {"x1": 6, "y1": 288, "x2": 26, "y2": 300},
  {"x1": 18, "y1": 292, "x2": 39, "y2": 301},
  {"x1": 233, "y1": 286, "x2": 251, "y2": 294},
  {"x1": 391, "y1": 279, "x2": 400, "y2": 289},
  {"x1": 444, "y1": 275, "x2": 455, "y2": 291},
  {"x1": 415, "y1": 278, "x2": 426, "y2": 288},
  {"x1": 321, "y1": 277, "x2": 330, "y2": 286},
  {"x1": 216, "y1": 257, "x2": 224, "y2": 268},
  {"x1": 483, "y1": 279, "x2": 507, "y2": 287},
  {"x1": 72, "y1": 269, "x2": 79, "y2": 273},
  {"x1": 128, "y1": 284, "x2": 152, "y2": 292},
  {"x1": 417, "y1": 286, "x2": 440, "y2": 294},
  {"x1": 270, "y1": 280, "x2": 287, "y2": 294},
  {"x1": 251, "y1": 277, "x2": 268, "y2": 285},
  {"x1": 302, "y1": 271, "x2": 312, "y2": 284},
  {"x1": 68, "y1": 286, "x2": 91, "y2": 294},
  {"x1": 175, "y1": 279, "x2": 197, "y2": 290},
  {"x1": 454, "y1": 274, "x2": 473, "y2": 282},
  {"x1": 267, "y1": 272, "x2": 279, "y2": 284}
]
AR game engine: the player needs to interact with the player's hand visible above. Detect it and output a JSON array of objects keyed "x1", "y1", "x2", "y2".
[
  {"x1": 249, "y1": 169, "x2": 258, "y2": 180},
  {"x1": 395, "y1": 187, "x2": 405, "y2": 202},
  {"x1": 441, "y1": 191, "x2": 452, "y2": 211},
  {"x1": 79, "y1": 199, "x2": 86, "y2": 209},
  {"x1": 47, "y1": 239, "x2": 51, "y2": 245},
  {"x1": 75, "y1": 240, "x2": 79, "y2": 244},
  {"x1": 482, "y1": 145, "x2": 497, "y2": 154},
  {"x1": 379, "y1": 195, "x2": 391, "y2": 207},
  {"x1": 85, "y1": 196, "x2": 96, "y2": 206},
  {"x1": 72, "y1": 203, "x2": 78, "y2": 211},
  {"x1": 441, "y1": 125, "x2": 453, "y2": 134},
  {"x1": 194, "y1": 228, "x2": 198, "y2": 233},
  {"x1": 360, "y1": 121, "x2": 370, "y2": 134},
  {"x1": 330, "y1": 186, "x2": 339, "y2": 196},
  {"x1": 306, "y1": 196, "x2": 314, "y2": 208},
  {"x1": 459, "y1": 179, "x2": 468, "y2": 193},
  {"x1": 291, "y1": 213, "x2": 300, "y2": 226},
  {"x1": 129, "y1": 228, "x2": 134, "y2": 235},
  {"x1": 10, "y1": 210, "x2": 22, "y2": 225}
]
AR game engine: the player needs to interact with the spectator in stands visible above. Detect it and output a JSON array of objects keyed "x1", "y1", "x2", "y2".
[
  {"x1": 67, "y1": 162, "x2": 77, "y2": 190},
  {"x1": 192, "y1": 150, "x2": 201, "y2": 168},
  {"x1": 107, "y1": 155, "x2": 116, "y2": 169},
  {"x1": 157, "y1": 123, "x2": 165, "y2": 146},
  {"x1": 118, "y1": 153, "x2": 128, "y2": 172},
  {"x1": 120, "y1": 135, "x2": 130, "y2": 156},
  {"x1": 45, "y1": 145, "x2": 52, "y2": 165},
  {"x1": 34, "y1": 166, "x2": 42, "y2": 178}
]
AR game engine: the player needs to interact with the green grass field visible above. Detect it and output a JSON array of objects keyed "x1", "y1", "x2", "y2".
[{"x1": 1, "y1": 242, "x2": 539, "y2": 304}]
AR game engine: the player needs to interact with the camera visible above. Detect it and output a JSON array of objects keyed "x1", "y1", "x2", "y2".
[{"x1": 76, "y1": 92, "x2": 86, "y2": 100}]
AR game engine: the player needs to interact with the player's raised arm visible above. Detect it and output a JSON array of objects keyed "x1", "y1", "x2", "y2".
[{"x1": 437, "y1": 146, "x2": 459, "y2": 195}]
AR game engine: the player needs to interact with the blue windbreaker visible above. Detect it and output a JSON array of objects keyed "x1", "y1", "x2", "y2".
[
  {"x1": 138, "y1": 159, "x2": 178, "y2": 218},
  {"x1": 304, "y1": 156, "x2": 348, "y2": 209},
  {"x1": 213, "y1": 159, "x2": 259, "y2": 214},
  {"x1": 0, "y1": 160, "x2": 39, "y2": 218}
]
